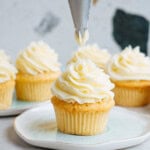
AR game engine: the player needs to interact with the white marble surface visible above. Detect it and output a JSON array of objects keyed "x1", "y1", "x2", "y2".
[
  {"x1": 0, "y1": 0, "x2": 149, "y2": 65},
  {"x1": 0, "y1": 0, "x2": 150, "y2": 149}
]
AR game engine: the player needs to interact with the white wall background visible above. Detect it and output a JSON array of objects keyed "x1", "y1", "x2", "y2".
[{"x1": 0, "y1": 0, "x2": 149, "y2": 66}]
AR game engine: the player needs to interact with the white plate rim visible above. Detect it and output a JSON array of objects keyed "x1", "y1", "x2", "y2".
[
  {"x1": 14, "y1": 106, "x2": 150, "y2": 150},
  {"x1": 0, "y1": 99, "x2": 49, "y2": 116}
]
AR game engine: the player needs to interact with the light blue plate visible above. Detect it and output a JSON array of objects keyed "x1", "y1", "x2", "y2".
[
  {"x1": 14, "y1": 104, "x2": 150, "y2": 150},
  {"x1": 0, "y1": 96, "x2": 49, "y2": 116}
]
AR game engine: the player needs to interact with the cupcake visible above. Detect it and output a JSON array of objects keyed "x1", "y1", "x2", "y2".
[
  {"x1": 16, "y1": 41, "x2": 61, "y2": 102},
  {"x1": 68, "y1": 44, "x2": 111, "y2": 70},
  {"x1": 106, "y1": 46, "x2": 150, "y2": 107},
  {"x1": 51, "y1": 58, "x2": 114, "y2": 135},
  {"x1": 0, "y1": 50, "x2": 17, "y2": 110}
]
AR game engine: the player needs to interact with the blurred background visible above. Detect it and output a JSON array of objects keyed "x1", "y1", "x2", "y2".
[{"x1": 0, "y1": 0, "x2": 149, "y2": 65}]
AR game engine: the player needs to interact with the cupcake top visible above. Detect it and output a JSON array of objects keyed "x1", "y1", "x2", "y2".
[
  {"x1": 16, "y1": 41, "x2": 61, "y2": 75},
  {"x1": 0, "y1": 50, "x2": 10, "y2": 62},
  {"x1": 0, "y1": 50, "x2": 17, "y2": 83},
  {"x1": 52, "y1": 58, "x2": 114, "y2": 104},
  {"x1": 69, "y1": 44, "x2": 111, "y2": 69},
  {"x1": 106, "y1": 46, "x2": 150, "y2": 81}
]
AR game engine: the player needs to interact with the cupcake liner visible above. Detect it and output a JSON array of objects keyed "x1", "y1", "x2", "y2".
[
  {"x1": 52, "y1": 97, "x2": 114, "y2": 136},
  {"x1": 16, "y1": 73, "x2": 60, "y2": 102},
  {"x1": 0, "y1": 80, "x2": 15, "y2": 110},
  {"x1": 114, "y1": 86, "x2": 149, "y2": 107},
  {"x1": 16, "y1": 81, "x2": 53, "y2": 101},
  {"x1": 54, "y1": 107, "x2": 109, "y2": 135}
]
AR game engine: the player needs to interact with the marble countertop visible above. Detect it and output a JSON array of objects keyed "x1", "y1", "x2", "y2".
[{"x1": 0, "y1": 0, "x2": 149, "y2": 66}]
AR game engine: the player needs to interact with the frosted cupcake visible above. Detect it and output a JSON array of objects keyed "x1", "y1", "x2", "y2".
[
  {"x1": 51, "y1": 58, "x2": 114, "y2": 135},
  {"x1": 0, "y1": 51, "x2": 17, "y2": 110},
  {"x1": 68, "y1": 44, "x2": 111, "y2": 70},
  {"x1": 16, "y1": 41, "x2": 61, "y2": 102},
  {"x1": 106, "y1": 46, "x2": 150, "y2": 107}
]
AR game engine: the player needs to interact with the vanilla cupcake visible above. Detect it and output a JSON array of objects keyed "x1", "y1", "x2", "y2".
[
  {"x1": 68, "y1": 44, "x2": 111, "y2": 70},
  {"x1": 16, "y1": 41, "x2": 61, "y2": 102},
  {"x1": 106, "y1": 46, "x2": 150, "y2": 107},
  {"x1": 51, "y1": 59, "x2": 114, "y2": 135},
  {"x1": 0, "y1": 50, "x2": 17, "y2": 110}
]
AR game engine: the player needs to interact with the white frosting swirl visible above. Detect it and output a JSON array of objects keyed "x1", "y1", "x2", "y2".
[
  {"x1": 69, "y1": 44, "x2": 111, "y2": 69},
  {"x1": 106, "y1": 46, "x2": 150, "y2": 80},
  {"x1": 0, "y1": 51, "x2": 17, "y2": 83},
  {"x1": 0, "y1": 50, "x2": 10, "y2": 62},
  {"x1": 52, "y1": 59, "x2": 114, "y2": 104},
  {"x1": 16, "y1": 41, "x2": 61, "y2": 75}
]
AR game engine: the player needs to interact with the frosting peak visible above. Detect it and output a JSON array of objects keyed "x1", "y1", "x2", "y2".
[
  {"x1": 106, "y1": 45, "x2": 150, "y2": 80},
  {"x1": 69, "y1": 44, "x2": 111, "y2": 69},
  {"x1": 0, "y1": 50, "x2": 10, "y2": 62},
  {"x1": 16, "y1": 41, "x2": 61, "y2": 75},
  {"x1": 0, "y1": 51, "x2": 17, "y2": 83},
  {"x1": 52, "y1": 59, "x2": 114, "y2": 104}
]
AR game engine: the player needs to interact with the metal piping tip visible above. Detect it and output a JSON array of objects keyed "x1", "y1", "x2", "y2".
[
  {"x1": 92, "y1": 0, "x2": 99, "y2": 5},
  {"x1": 75, "y1": 29, "x2": 89, "y2": 46},
  {"x1": 68, "y1": 0, "x2": 91, "y2": 45}
]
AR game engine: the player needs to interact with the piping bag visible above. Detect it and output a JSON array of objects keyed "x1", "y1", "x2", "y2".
[{"x1": 68, "y1": 0, "x2": 91, "y2": 45}]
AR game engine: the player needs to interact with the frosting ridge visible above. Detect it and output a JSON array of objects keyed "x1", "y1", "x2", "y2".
[
  {"x1": 52, "y1": 59, "x2": 114, "y2": 104},
  {"x1": 106, "y1": 46, "x2": 150, "y2": 80},
  {"x1": 0, "y1": 51, "x2": 17, "y2": 83},
  {"x1": 16, "y1": 41, "x2": 60, "y2": 75},
  {"x1": 69, "y1": 44, "x2": 111, "y2": 69}
]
